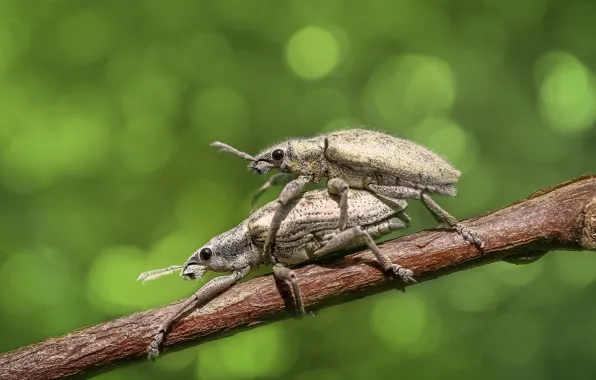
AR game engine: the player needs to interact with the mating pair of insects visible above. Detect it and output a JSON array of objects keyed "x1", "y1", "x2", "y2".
[{"x1": 137, "y1": 128, "x2": 484, "y2": 360}]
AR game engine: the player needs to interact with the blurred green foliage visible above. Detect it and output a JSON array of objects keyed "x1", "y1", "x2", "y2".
[{"x1": 1, "y1": 0, "x2": 596, "y2": 379}]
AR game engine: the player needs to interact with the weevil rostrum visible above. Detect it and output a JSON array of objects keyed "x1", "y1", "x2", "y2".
[
  {"x1": 138, "y1": 188, "x2": 414, "y2": 360},
  {"x1": 211, "y1": 128, "x2": 484, "y2": 261}
]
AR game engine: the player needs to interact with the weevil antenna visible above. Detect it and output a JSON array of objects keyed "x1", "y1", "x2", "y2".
[
  {"x1": 210, "y1": 141, "x2": 256, "y2": 161},
  {"x1": 137, "y1": 265, "x2": 184, "y2": 283}
]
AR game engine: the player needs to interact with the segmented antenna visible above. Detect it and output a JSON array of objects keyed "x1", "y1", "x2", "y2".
[
  {"x1": 137, "y1": 265, "x2": 183, "y2": 283},
  {"x1": 210, "y1": 141, "x2": 256, "y2": 161}
]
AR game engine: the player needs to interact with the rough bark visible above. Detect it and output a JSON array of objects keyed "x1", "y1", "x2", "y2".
[{"x1": 1, "y1": 174, "x2": 595, "y2": 380}]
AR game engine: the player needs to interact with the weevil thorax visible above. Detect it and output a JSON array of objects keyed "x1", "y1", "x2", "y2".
[
  {"x1": 181, "y1": 220, "x2": 261, "y2": 280},
  {"x1": 248, "y1": 136, "x2": 327, "y2": 180},
  {"x1": 286, "y1": 136, "x2": 327, "y2": 179}
]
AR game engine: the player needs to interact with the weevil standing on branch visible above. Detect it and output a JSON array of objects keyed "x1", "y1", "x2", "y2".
[
  {"x1": 138, "y1": 188, "x2": 414, "y2": 360},
  {"x1": 211, "y1": 128, "x2": 484, "y2": 260}
]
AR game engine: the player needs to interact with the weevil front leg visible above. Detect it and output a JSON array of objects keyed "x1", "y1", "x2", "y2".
[
  {"x1": 250, "y1": 173, "x2": 294, "y2": 213},
  {"x1": 313, "y1": 226, "x2": 416, "y2": 284},
  {"x1": 327, "y1": 178, "x2": 349, "y2": 231},
  {"x1": 264, "y1": 175, "x2": 312, "y2": 260},
  {"x1": 368, "y1": 184, "x2": 484, "y2": 248},
  {"x1": 273, "y1": 264, "x2": 306, "y2": 315},
  {"x1": 147, "y1": 267, "x2": 250, "y2": 361}
]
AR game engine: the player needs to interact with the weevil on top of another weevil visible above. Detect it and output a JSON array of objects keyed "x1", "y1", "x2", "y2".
[
  {"x1": 211, "y1": 128, "x2": 484, "y2": 260},
  {"x1": 137, "y1": 188, "x2": 414, "y2": 361}
]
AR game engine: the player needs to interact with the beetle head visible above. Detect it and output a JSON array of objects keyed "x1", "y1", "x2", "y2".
[
  {"x1": 210, "y1": 140, "x2": 289, "y2": 175},
  {"x1": 211, "y1": 136, "x2": 326, "y2": 177},
  {"x1": 180, "y1": 245, "x2": 216, "y2": 281},
  {"x1": 137, "y1": 221, "x2": 255, "y2": 284},
  {"x1": 182, "y1": 221, "x2": 256, "y2": 280},
  {"x1": 248, "y1": 142, "x2": 290, "y2": 174}
]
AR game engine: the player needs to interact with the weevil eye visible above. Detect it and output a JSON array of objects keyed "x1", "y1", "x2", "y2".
[
  {"x1": 199, "y1": 247, "x2": 212, "y2": 261},
  {"x1": 271, "y1": 149, "x2": 284, "y2": 161}
]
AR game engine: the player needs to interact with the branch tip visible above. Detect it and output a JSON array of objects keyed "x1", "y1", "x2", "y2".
[{"x1": 579, "y1": 197, "x2": 596, "y2": 250}]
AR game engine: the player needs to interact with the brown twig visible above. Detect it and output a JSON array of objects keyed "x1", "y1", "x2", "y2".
[{"x1": 1, "y1": 175, "x2": 595, "y2": 380}]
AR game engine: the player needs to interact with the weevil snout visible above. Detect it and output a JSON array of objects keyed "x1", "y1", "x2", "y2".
[
  {"x1": 181, "y1": 264, "x2": 206, "y2": 281},
  {"x1": 248, "y1": 160, "x2": 274, "y2": 174}
]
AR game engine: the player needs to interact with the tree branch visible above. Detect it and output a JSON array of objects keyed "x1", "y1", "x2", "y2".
[{"x1": 1, "y1": 174, "x2": 595, "y2": 380}]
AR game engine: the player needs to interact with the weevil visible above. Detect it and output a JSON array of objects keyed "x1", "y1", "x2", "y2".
[
  {"x1": 211, "y1": 128, "x2": 484, "y2": 260},
  {"x1": 138, "y1": 188, "x2": 414, "y2": 360}
]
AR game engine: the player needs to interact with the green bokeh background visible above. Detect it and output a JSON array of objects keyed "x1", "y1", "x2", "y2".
[{"x1": 1, "y1": 0, "x2": 596, "y2": 379}]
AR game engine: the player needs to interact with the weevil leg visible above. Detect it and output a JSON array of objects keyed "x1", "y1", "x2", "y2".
[
  {"x1": 264, "y1": 175, "x2": 312, "y2": 261},
  {"x1": 313, "y1": 226, "x2": 416, "y2": 284},
  {"x1": 327, "y1": 178, "x2": 350, "y2": 231},
  {"x1": 147, "y1": 267, "x2": 250, "y2": 361},
  {"x1": 250, "y1": 173, "x2": 295, "y2": 213},
  {"x1": 273, "y1": 264, "x2": 306, "y2": 315},
  {"x1": 367, "y1": 184, "x2": 484, "y2": 249},
  {"x1": 420, "y1": 193, "x2": 484, "y2": 248}
]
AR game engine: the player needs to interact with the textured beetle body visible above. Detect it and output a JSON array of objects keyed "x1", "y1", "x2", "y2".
[
  {"x1": 212, "y1": 127, "x2": 483, "y2": 256},
  {"x1": 138, "y1": 188, "x2": 413, "y2": 360},
  {"x1": 248, "y1": 189, "x2": 409, "y2": 266},
  {"x1": 182, "y1": 188, "x2": 409, "y2": 276},
  {"x1": 324, "y1": 129, "x2": 460, "y2": 195},
  {"x1": 247, "y1": 129, "x2": 459, "y2": 193}
]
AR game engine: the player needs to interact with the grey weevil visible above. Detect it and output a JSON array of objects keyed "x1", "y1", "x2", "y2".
[
  {"x1": 138, "y1": 188, "x2": 414, "y2": 360},
  {"x1": 211, "y1": 128, "x2": 484, "y2": 260}
]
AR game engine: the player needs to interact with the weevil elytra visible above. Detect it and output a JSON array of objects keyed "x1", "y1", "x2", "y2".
[
  {"x1": 138, "y1": 188, "x2": 414, "y2": 360},
  {"x1": 211, "y1": 128, "x2": 484, "y2": 259}
]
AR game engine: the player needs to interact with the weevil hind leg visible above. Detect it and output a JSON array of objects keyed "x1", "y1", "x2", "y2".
[
  {"x1": 327, "y1": 178, "x2": 350, "y2": 231},
  {"x1": 264, "y1": 176, "x2": 312, "y2": 260},
  {"x1": 147, "y1": 267, "x2": 250, "y2": 361},
  {"x1": 367, "y1": 184, "x2": 484, "y2": 249},
  {"x1": 420, "y1": 193, "x2": 484, "y2": 248},
  {"x1": 273, "y1": 264, "x2": 308, "y2": 316},
  {"x1": 313, "y1": 226, "x2": 416, "y2": 284},
  {"x1": 250, "y1": 173, "x2": 294, "y2": 213}
]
